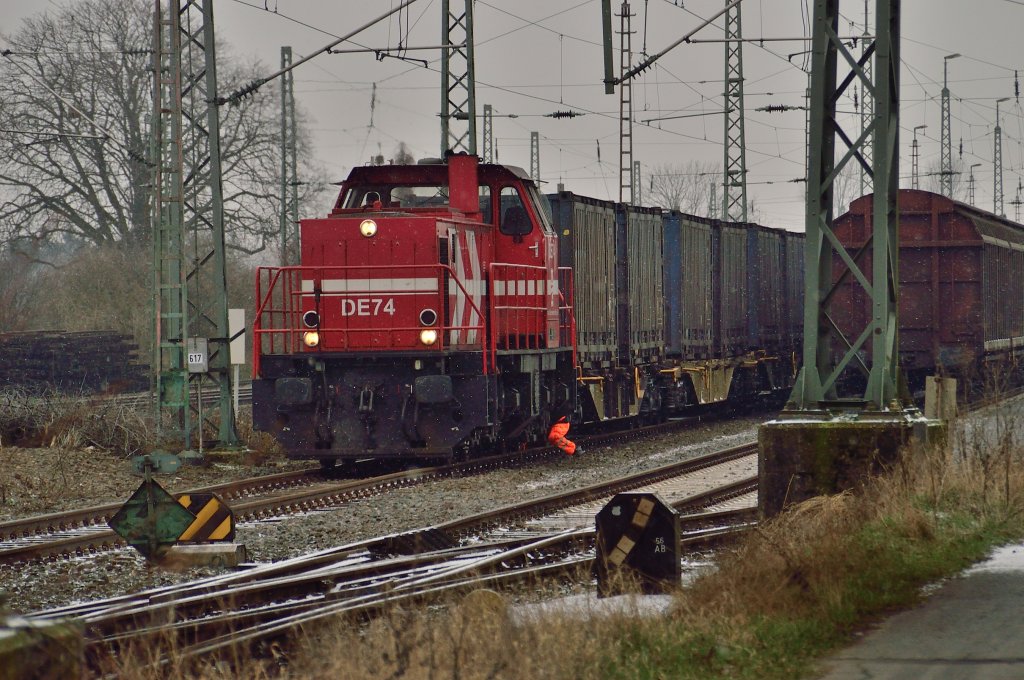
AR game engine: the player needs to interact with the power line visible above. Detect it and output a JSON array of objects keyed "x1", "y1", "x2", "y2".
[{"x1": 218, "y1": 0, "x2": 420, "y2": 105}]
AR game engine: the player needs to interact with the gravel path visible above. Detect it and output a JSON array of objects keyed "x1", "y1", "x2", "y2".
[{"x1": 0, "y1": 415, "x2": 763, "y2": 614}]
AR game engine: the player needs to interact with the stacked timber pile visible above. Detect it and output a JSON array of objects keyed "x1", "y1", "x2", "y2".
[{"x1": 0, "y1": 330, "x2": 149, "y2": 394}]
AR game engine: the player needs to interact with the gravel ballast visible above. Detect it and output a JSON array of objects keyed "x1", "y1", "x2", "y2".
[{"x1": 0, "y1": 415, "x2": 764, "y2": 613}]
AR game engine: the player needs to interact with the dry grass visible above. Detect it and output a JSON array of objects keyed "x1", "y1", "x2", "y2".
[
  {"x1": 280, "y1": 414, "x2": 1024, "y2": 680},
  {"x1": 0, "y1": 389, "x2": 286, "y2": 461},
  {"x1": 286, "y1": 586, "x2": 626, "y2": 680},
  {"x1": 0, "y1": 387, "x2": 154, "y2": 456}
]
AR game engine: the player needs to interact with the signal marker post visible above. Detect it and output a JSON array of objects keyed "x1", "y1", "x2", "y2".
[
  {"x1": 108, "y1": 452, "x2": 194, "y2": 558},
  {"x1": 595, "y1": 493, "x2": 680, "y2": 596},
  {"x1": 109, "y1": 451, "x2": 246, "y2": 567}
]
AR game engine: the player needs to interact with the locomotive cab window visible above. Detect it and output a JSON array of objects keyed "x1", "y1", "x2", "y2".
[
  {"x1": 341, "y1": 185, "x2": 450, "y2": 209},
  {"x1": 498, "y1": 186, "x2": 533, "y2": 237},
  {"x1": 527, "y1": 184, "x2": 554, "y2": 234},
  {"x1": 478, "y1": 185, "x2": 493, "y2": 224}
]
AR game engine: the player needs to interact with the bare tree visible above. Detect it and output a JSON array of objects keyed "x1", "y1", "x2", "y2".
[
  {"x1": 647, "y1": 161, "x2": 719, "y2": 216},
  {"x1": 0, "y1": 0, "x2": 326, "y2": 255},
  {"x1": 832, "y1": 160, "x2": 863, "y2": 217}
]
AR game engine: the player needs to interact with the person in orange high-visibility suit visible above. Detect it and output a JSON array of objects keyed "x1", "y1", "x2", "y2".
[{"x1": 547, "y1": 400, "x2": 579, "y2": 455}]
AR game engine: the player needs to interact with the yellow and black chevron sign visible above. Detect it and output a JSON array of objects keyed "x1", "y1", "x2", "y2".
[{"x1": 176, "y1": 492, "x2": 235, "y2": 542}]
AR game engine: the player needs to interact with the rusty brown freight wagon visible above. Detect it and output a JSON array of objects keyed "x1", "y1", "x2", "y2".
[{"x1": 832, "y1": 189, "x2": 1024, "y2": 391}]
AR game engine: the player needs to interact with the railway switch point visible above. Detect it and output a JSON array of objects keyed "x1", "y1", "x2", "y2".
[
  {"x1": 758, "y1": 407, "x2": 945, "y2": 517},
  {"x1": 596, "y1": 492, "x2": 681, "y2": 596}
]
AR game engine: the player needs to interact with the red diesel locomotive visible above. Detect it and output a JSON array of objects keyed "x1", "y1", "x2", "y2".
[{"x1": 253, "y1": 154, "x2": 578, "y2": 463}]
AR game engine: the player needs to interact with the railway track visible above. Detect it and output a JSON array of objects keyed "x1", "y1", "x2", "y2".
[
  {"x1": 0, "y1": 413, "x2": 733, "y2": 566},
  {"x1": 30, "y1": 443, "x2": 758, "y2": 673},
  {"x1": 8, "y1": 382, "x2": 1014, "y2": 568}
]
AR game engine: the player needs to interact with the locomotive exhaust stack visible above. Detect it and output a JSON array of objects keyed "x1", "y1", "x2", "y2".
[{"x1": 447, "y1": 152, "x2": 480, "y2": 216}]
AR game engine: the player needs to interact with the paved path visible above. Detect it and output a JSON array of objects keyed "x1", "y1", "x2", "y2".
[{"x1": 816, "y1": 543, "x2": 1024, "y2": 679}]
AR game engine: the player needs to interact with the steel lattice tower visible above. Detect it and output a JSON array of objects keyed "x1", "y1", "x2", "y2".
[
  {"x1": 618, "y1": 2, "x2": 634, "y2": 204},
  {"x1": 858, "y1": 1, "x2": 873, "y2": 197},
  {"x1": 530, "y1": 131, "x2": 540, "y2": 183},
  {"x1": 721, "y1": 0, "x2": 748, "y2": 221},
  {"x1": 440, "y1": 0, "x2": 477, "y2": 155},
  {"x1": 279, "y1": 46, "x2": 299, "y2": 265},
  {"x1": 792, "y1": 0, "x2": 902, "y2": 409},
  {"x1": 482, "y1": 104, "x2": 494, "y2": 163},
  {"x1": 152, "y1": 0, "x2": 238, "y2": 450},
  {"x1": 940, "y1": 54, "x2": 959, "y2": 197},
  {"x1": 152, "y1": 0, "x2": 187, "y2": 446},
  {"x1": 994, "y1": 97, "x2": 1008, "y2": 216}
]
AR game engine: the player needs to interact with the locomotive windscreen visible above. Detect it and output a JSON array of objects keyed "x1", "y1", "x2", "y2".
[{"x1": 341, "y1": 184, "x2": 450, "y2": 209}]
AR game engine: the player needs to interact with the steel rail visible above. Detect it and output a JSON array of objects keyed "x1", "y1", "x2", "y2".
[
  {"x1": 70, "y1": 448, "x2": 758, "y2": 659},
  {"x1": 0, "y1": 464, "x2": 332, "y2": 542},
  {"x1": 61, "y1": 442, "x2": 757, "y2": 625},
  {"x1": 96, "y1": 490, "x2": 758, "y2": 666}
]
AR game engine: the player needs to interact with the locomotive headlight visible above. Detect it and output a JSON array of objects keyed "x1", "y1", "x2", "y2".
[
  {"x1": 302, "y1": 331, "x2": 320, "y2": 348},
  {"x1": 359, "y1": 219, "x2": 378, "y2": 238},
  {"x1": 419, "y1": 328, "x2": 438, "y2": 346},
  {"x1": 418, "y1": 308, "x2": 438, "y2": 326},
  {"x1": 302, "y1": 310, "x2": 320, "y2": 328}
]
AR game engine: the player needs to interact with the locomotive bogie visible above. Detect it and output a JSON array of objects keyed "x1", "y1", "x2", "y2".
[{"x1": 253, "y1": 351, "x2": 497, "y2": 459}]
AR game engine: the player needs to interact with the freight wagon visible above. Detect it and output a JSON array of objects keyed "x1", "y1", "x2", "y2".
[
  {"x1": 833, "y1": 189, "x2": 1024, "y2": 393},
  {"x1": 549, "y1": 192, "x2": 803, "y2": 423}
]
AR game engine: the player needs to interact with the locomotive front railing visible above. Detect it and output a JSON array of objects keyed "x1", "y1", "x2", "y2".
[{"x1": 254, "y1": 263, "x2": 488, "y2": 374}]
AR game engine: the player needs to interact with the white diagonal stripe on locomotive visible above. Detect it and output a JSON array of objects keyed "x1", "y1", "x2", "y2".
[
  {"x1": 448, "y1": 228, "x2": 466, "y2": 345},
  {"x1": 448, "y1": 229, "x2": 484, "y2": 347},
  {"x1": 465, "y1": 230, "x2": 481, "y2": 344}
]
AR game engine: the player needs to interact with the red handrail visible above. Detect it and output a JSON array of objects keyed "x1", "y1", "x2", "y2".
[
  {"x1": 487, "y1": 262, "x2": 577, "y2": 370},
  {"x1": 254, "y1": 263, "x2": 488, "y2": 374},
  {"x1": 254, "y1": 262, "x2": 576, "y2": 378}
]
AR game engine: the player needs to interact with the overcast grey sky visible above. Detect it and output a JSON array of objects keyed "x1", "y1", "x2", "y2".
[{"x1": 4, "y1": 0, "x2": 1024, "y2": 229}]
